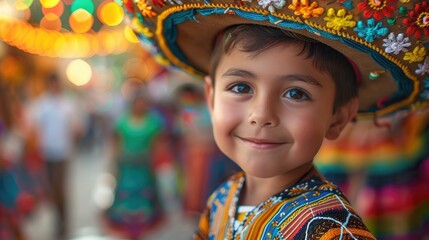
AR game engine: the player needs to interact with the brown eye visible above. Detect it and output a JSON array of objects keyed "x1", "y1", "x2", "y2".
[
  {"x1": 284, "y1": 88, "x2": 310, "y2": 101},
  {"x1": 230, "y1": 83, "x2": 253, "y2": 94}
]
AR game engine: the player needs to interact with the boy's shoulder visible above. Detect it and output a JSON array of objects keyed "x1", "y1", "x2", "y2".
[
  {"x1": 205, "y1": 174, "x2": 375, "y2": 239},
  {"x1": 206, "y1": 171, "x2": 244, "y2": 205},
  {"x1": 258, "y1": 178, "x2": 375, "y2": 239}
]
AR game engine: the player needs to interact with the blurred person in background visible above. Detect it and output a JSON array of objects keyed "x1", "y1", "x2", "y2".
[
  {"x1": 173, "y1": 82, "x2": 239, "y2": 217},
  {"x1": 315, "y1": 111, "x2": 429, "y2": 239},
  {"x1": 0, "y1": 82, "x2": 44, "y2": 240},
  {"x1": 104, "y1": 89, "x2": 164, "y2": 240},
  {"x1": 29, "y1": 73, "x2": 83, "y2": 240},
  {"x1": 0, "y1": 83, "x2": 26, "y2": 240}
]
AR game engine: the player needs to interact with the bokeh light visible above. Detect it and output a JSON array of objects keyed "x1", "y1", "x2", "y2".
[
  {"x1": 42, "y1": 0, "x2": 64, "y2": 16},
  {"x1": 71, "y1": 0, "x2": 94, "y2": 14},
  {"x1": 40, "y1": 13, "x2": 62, "y2": 31},
  {"x1": 99, "y1": 2, "x2": 123, "y2": 26},
  {"x1": 0, "y1": 0, "x2": 134, "y2": 57},
  {"x1": 39, "y1": 0, "x2": 60, "y2": 8},
  {"x1": 69, "y1": 9, "x2": 93, "y2": 33},
  {"x1": 66, "y1": 59, "x2": 92, "y2": 86},
  {"x1": 15, "y1": 0, "x2": 34, "y2": 10},
  {"x1": 0, "y1": 1, "x2": 15, "y2": 16},
  {"x1": 23, "y1": 8, "x2": 32, "y2": 21}
]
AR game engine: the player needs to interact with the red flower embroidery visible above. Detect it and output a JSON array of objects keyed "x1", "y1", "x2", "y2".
[
  {"x1": 403, "y1": 1, "x2": 429, "y2": 39},
  {"x1": 123, "y1": 0, "x2": 134, "y2": 13},
  {"x1": 357, "y1": 0, "x2": 396, "y2": 21},
  {"x1": 151, "y1": 0, "x2": 166, "y2": 8}
]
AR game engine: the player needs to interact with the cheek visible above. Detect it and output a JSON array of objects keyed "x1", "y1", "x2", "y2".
[
  {"x1": 212, "y1": 97, "x2": 243, "y2": 129},
  {"x1": 286, "y1": 111, "x2": 328, "y2": 152},
  {"x1": 211, "y1": 98, "x2": 243, "y2": 149}
]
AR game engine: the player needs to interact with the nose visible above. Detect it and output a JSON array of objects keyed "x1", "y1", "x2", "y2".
[{"x1": 248, "y1": 94, "x2": 279, "y2": 128}]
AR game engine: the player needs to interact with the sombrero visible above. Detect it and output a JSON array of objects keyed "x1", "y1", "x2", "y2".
[{"x1": 122, "y1": 0, "x2": 429, "y2": 118}]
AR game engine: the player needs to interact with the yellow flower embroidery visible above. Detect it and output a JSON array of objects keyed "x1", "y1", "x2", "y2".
[
  {"x1": 400, "y1": 0, "x2": 410, "y2": 2},
  {"x1": 288, "y1": 0, "x2": 324, "y2": 19},
  {"x1": 404, "y1": 46, "x2": 426, "y2": 63},
  {"x1": 137, "y1": 0, "x2": 157, "y2": 17},
  {"x1": 132, "y1": 18, "x2": 153, "y2": 38},
  {"x1": 324, "y1": 8, "x2": 356, "y2": 31},
  {"x1": 289, "y1": 186, "x2": 307, "y2": 195},
  {"x1": 319, "y1": 182, "x2": 336, "y2": 191}
]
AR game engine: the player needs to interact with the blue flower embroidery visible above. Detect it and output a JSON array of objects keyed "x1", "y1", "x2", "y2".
[
  {"x1": 342, "y1": 0, "x2": 354, "y2": 10},
  {"x1": 353, "y1": 18, "x2": 388, "y2": 43}
]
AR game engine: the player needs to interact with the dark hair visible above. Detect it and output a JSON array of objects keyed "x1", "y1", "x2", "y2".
[
  {"x1": 175, "y1": 83, "x2": 203, "y2": 98},
  {"x1": 209, "y1": 24, "x2": 358, "y2": 112}
]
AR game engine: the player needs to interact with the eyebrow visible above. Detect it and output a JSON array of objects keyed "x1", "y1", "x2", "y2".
[{"x1": 221, "y1": 68, "x2": 323, "y2": 87}]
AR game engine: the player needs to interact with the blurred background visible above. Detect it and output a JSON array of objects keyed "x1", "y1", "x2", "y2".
[
  {"x1": 0, "y1": 0, "x2": 428, "y2": 240},
  {"x1": 0, "y1": 0, "x2": 241, "y2": 239}
]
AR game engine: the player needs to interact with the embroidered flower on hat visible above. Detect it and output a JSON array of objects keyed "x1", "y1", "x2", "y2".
[
  {"x1": 287, "y1": 0, "x2": 324, "y2": 18},
  {"x1": 357, "y1": 0, "x2": 397, "y2": 21},
  {"x1": 403, "y1": 1, "x2": 429, "y2": 39},
  {"x1": 354, "y1": 18, "x2": 389, "y2": 42},
  {"x1": 258, "y1": 0, "x2": 286, "y2": 13},
  {"x1": 382, "y1": 32, "x2": 411, "y2": 54},
  {"x1": 342, "y1": 0, "x2": 354, "y2": 10},
  {"x1": 150, "y1": 0, "x2": 166, "y2": 7},
  {"x1": 404, "y1": 46, "x2": 427, "y2": 63},
  {"x1": 123, "y1": 0, "x2": 134, "y2": 12},
  {"x1": 137, "y1": 1, "x2": 157, "y2": 17},
  {"x1": 165, "y1": 0, "x2": 183, "y2": 5},
  {"x1": 416, "y1": 57, "x2": 429, "y2": 75},
  {"x1": 324, "y1": 8, "x2": 356, "y2": 30}
]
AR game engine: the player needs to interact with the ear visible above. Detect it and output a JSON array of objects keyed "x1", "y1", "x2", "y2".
[
  {"x1": 204, "y1": 75, "x2": 214, "y2": 115},
  {"x1": 325, "y1": 98, "x2": 358, "y2": 140}
]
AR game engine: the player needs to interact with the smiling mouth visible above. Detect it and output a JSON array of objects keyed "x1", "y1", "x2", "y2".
[{"x1": 237, "y1": 136, "x2": 285, "y2": 149}]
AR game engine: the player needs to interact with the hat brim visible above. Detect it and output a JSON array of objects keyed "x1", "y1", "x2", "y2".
[{"x1": 128, "y1": 1, "x2": 428, "y2": 118}]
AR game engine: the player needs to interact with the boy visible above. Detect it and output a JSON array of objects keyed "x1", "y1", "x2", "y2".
[
  {"x1": 122, "y1": 0, "x2": 426, "y2": 238},
  {"x1": 194, "y1": 24, "x2": 374, "y2": 239}
]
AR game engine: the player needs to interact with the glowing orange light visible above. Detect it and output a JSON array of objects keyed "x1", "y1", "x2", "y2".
[
  {"x1": 69, "y1": 9, "x2": 93, "y2": 33},
  {"x1": 99, "y1": 2, "x2": 123, "y2": 26},
  {"x1": 40, "y1": 0, "x2": 60, "y2": 8},
  {"x1": 40, "y1": 13, "x2": 62, "y2": 31},
  {"x1": 42, "y1": 0, "x2": 64, "y2": 16}
]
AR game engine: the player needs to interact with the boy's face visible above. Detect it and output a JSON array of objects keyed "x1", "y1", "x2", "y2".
[{"x1": 205, "y1": 43, "x2": 354, "y2": 178}]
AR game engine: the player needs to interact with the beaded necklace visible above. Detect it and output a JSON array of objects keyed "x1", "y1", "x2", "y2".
[{"x1": 227, "y1": 166, "x2": 314, "y2": 239}]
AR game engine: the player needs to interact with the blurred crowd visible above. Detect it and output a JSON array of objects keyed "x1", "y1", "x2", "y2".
[
  {"x1": 0, "y1": 51, "x2": 240, "y2": 240},
  {"x1": 0, "y1": 47, "x2": 428, "y2": 240}
]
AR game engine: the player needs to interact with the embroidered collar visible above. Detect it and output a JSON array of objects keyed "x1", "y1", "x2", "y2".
[{"x1": 227, "y1": 172, "x2": 343, "y2": 239}]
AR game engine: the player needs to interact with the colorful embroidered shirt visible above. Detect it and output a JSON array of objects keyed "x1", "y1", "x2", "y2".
[{"x1": 194, "y1": 172, "x2": 376, "y2": 240}]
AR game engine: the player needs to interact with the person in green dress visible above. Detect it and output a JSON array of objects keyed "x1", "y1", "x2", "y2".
[{"x1": 105, "y1": 90, "x2": 164, "y2": 240}]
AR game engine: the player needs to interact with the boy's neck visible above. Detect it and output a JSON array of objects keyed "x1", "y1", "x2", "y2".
[{"x1": 239, "y1": 163, "x2": 317, "y2": 206}]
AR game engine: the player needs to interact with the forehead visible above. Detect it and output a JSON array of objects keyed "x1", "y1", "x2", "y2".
[{"x1": 216, "y1": 43, "x2": 334, "y2": 87}]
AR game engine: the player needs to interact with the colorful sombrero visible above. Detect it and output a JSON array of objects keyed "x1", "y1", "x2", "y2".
[{"x1": 122, "y1": 0, "x2": 429, "y2": 118}]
